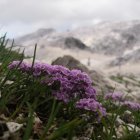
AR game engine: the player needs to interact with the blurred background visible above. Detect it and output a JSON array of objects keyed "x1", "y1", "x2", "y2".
[{"x1": 0, "y1": 0, "x2": 140, "y2": 76}]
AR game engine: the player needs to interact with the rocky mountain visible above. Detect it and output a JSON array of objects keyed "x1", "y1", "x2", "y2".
[
  {"x1": 14, "y1": 20, "x2": 140, "y2": 68},
  {"x1": 110, "y1": 48, "x2": 140, "y2": 66},
  {"x1": 90, "y1": 21, "x2": 140, "y2": 56},
  {"x1": 16, "y1": 28, "x2": 56, "y2": 44},
  {"x1": 15, "y1": 28, "x2": 89, "y2": 50}
]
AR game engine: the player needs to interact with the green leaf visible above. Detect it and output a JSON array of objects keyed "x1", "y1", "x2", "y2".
[{"x1": 48, "y1": 118, "x2": 82, "y2": 140}]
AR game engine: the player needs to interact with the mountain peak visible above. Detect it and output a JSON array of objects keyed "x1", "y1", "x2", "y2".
[
  {"x1": 16, "y1": 28, "x2": 56, "y2": 43},
  {"x1": 36, "y1": 28, "x2": 56, "y2": 35}
]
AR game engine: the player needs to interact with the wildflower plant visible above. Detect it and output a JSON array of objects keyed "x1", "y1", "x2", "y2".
[
  {"x1": 4, "y1": 43, "x2": 106, "y2": 139},
  {"x1": 8, "y1": 61, "x2": 97, "y2": 102}
]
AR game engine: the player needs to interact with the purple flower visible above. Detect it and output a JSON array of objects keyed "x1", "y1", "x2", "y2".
[
  {"x1": 105, "y1": 92, "x2": 124, "y2": 102},
  {"x1": 8, "y1": 61, "x2": 97, "y2": 103},
  {"x1": 20, "y1": 62, "x2": 31, "y2": 72},
  {"x1": 8, "y1": 60, "x2": 21, "y2": 69},
  {"x1": 122, "y1": 101, "x2": 140, "y2": 111},
  {"x1": 32, "y1": 63, "x2": 42, "y2": 76},
  {"x1": 41, "y1": 63, "x2": 54, "y2": 75},
  {"x1": 76, "y1": 98, "x2": 106, "y2": 117},
  {"x1": 52, "y1": 65, "x2": 70, "y2": 76},
  {"x1": 8, "y1": 61, "x2": 31, "y2": 72}
]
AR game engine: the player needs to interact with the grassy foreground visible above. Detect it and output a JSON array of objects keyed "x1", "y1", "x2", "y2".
[{"x1": 0, "y1": 36, "x2": 140, "y2": 140}]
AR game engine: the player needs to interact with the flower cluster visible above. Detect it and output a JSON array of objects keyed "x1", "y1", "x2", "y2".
[
  {"x1": 122, "y1": 101, "x2": 140, "y2": 111},
  {"x1": 104, "y1": 92, "x2": 140, "y2": 111},
  {"x1": 9, "y1": 61, "x2": 96, "y2": 102},
  {"x1": 8, "y1": 61, "x2": 106, "y2": 116},
  {"x1": 105, "y1": 92, "x2": 124, "y2": 102},
  {"x1": 76, "y1": 98, "x2": 106, "y2": 117}
]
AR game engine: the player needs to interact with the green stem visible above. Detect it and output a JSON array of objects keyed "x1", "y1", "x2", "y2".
[
  {"x1": 40, "y1": 99, "x2": 60, "y2": 140},
  {"x1": 23, "y1": 99, "x2": 38, "y2": 140},
  {"x1": 31, "y1": 44, "x2": 37, "y2": 68}
]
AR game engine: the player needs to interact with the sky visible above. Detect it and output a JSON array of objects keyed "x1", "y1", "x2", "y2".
[{"x1": 0, "y1": 0, "x2": 140, "y2": 38}]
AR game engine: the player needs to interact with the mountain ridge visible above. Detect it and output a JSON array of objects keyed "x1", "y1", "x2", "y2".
[{"x1": 14, "y1": 20, "x2": 140, "y2": 67}]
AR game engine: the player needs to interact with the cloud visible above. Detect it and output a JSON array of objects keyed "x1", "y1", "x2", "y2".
[{"x1": 0, "y1": 0, "x2": 140, "y2": 37}]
